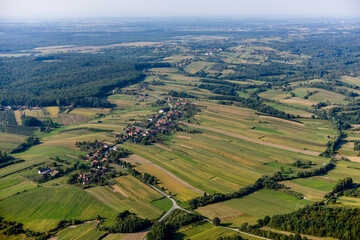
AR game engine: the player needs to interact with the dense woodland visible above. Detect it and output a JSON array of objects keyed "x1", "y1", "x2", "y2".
[
  {"x1": 268, "y1": 204, "x2": 360, "y2": 239},
  {"x1": 0, "y1": 54, "x2": 144, "y2": 107}
]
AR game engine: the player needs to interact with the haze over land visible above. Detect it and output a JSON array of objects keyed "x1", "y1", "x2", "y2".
[{"x1": 1, "y1": 0, "x2": 360, "y2": 19}]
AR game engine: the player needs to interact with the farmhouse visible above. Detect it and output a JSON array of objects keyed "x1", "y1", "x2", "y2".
[{"x1": 38, "y1": 168, "x2": 51, "y2": 175}]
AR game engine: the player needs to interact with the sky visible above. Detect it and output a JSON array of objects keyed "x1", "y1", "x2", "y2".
[{"x1": 0, "y1": 0, "x2": 359, "y2": 19}]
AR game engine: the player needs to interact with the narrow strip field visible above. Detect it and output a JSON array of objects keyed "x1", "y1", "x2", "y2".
[{"x1": 184, "y1": 123, "x2": 320, "y2": 156}]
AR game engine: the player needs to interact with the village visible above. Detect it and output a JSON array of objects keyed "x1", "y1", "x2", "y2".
[{"x1": 115, "y1": 98, "x2": 197, "y2": 145}]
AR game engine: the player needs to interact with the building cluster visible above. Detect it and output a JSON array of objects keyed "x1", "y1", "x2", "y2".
[
  {"x1": 78, "y1": 143, "x2": 119, "y2": 185},
  {"x1": 116, "y1": 98, "x2": 191, "y2": 144},
  {"x1": 0, "y1": 105, "x2": 41, "y2": 111},
  {"x1": 78, "y1": 166, "x2": 111, "y2": 185},
  {"x1": 37, "y1": 168, "x2": 59, "y2": 176}
]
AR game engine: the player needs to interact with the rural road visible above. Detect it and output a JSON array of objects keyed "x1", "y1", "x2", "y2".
[
  {"x1": 147, "y1": 184, "x2": 191, "y2": 222},
  {"x1": 147, "y1": 184, "x2": 270, "y2": 239},
  {"x1": 203, "y1": 219, "x2": 271, "y2": 240},
  {"x1": 184, "y1": 122, "x2": 321, "y2": 156}
]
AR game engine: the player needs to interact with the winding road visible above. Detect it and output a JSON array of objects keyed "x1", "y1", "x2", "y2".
[
  {"x1": 147, "y1": 184, "x2": 191, "y2": 222},
  {"x1": 147, "y1": 184, "x2": 270, "y2": 239}
]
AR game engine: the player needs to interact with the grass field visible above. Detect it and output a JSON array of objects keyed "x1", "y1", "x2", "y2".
[
  {"x1": 265, "y1": 102, "x2": 314, "y2": 118},
  {"x1": 259, "y1": 89, "x2": 291, "y2": 100},
  {"x1": 196, "y1": 102, "x2": 335, "y2": 152},
  {"x1": 0, "y1": 185, "x2": 117, "y2": 232},
  {"x1": 337, "y1": 196, "x2": 360, "y2": 206},
  {"x1": 69, "y1": 108, "x2": 111, "y2": 118},
  {"x1": 114, "y1": 175, "x2": 163, "y2": 202},
  {"x1": 86, "y1": 178, "x2": 163, "y2": 220},
  {"x1": 56, "y1": 221, "x2": 106, "y2": 240},
  {"x1": 173, "y1": 221, "x2": 261, "y2": 240},
  {"x1": 197, "y1": 189, "x2": 311, "y2": 225},
  {"x1": 184, "y1": 61, "x2": 215, "y2": 74},
  {"x1": 150, "y1": 197, "x2": 173, "y2": 212},
  {"x1": 339, "y1": 76, "x2": 360, "y2": 87},
  {"x1": 291, "y1": 88, "x2": 348, "y2": 104},
  {"x1": 134, "y1": 160, "x2": 202, "y2": 201},
  {"x1": 0, "y1": 145, "x2": 87, "y2": 178},
  {"x1": 0, "y1": 176, "x2": 38, "y2": 200},
  {"x1": 0, "y1": 132, "x2": 26, "y2": 151},
  {"x1": 281, "y1": 177, "x2": 335, "y2": 200}
]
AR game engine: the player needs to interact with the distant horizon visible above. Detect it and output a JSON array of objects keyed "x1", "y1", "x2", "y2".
[
  {"x1": 1, "y1": 0, "x2": 359, "y2": 20},
  {"x1": 1, "y1": 15, "x2": 360, "y2": 23}
]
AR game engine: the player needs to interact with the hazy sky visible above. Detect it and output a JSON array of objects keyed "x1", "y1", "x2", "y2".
[{"x1": 0, "y1": 0, "x2": 359, "y2": 19}]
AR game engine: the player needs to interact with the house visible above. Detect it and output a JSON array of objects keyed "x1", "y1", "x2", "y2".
[
  {"x1": 50, "y1": 170, "x2": 59, "y2": 176},
  {"x1": 83, "y1": 179, "x2": 91, "y2": 185},
  {"x1": 38, "y1": 168, "x2": 51, "y2": 175}
]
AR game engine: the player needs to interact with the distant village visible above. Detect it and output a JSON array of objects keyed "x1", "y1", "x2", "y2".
[{"x1": 0, "y1": 105, "x2": 41, "y2": 112}]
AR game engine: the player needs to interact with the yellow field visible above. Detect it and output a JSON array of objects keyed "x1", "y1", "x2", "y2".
[
  {"x1": 13, "y1": 110, "x2": 23, "y2": 125},
  {"x1": 135, "y1": 163, "x2": 201, "y2": 201},
  {"x1": 86, "y1": 183, "x2": 162, "y2": 220},
  {"x1": 115, "y1": 175, "x2": 163, "y2": 202},
  {"x1": 45, "y1": 106, "x2": 60, "y2": 116},
  {"x1": 70, "y1": 108, "x2": 111, "y2": 118}
]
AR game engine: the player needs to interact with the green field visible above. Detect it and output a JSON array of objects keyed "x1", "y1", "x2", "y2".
[
  {"x1": 150, "y1": 197, "x2": 173, "y2": 212},
  {"x1": 56, "y1": 221, "x2": 106, "y2": 240},
  {"x1": 197, "y1": 189, "x2": 311, "y2": 224},
  {"x1": 0, "y1": 185, "x2": 116, "y2": 232}
]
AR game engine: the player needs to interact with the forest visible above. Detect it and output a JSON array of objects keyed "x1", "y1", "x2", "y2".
[
  {"x1": 268, "y1": 203, "x2": 360, "y2": 239},
  {"x1": 0, "y1": 54, "x2": 145, "y2": 107}
]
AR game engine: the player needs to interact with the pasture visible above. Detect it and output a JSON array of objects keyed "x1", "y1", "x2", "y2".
[
  {"x1": 291, "y1": 88, "x2": 348, "y2": 104},
  {"x1": 0, "y1": 185, "x2": 117, "y2": 232},
  {"x1": 184, "y1": 61, "x2": 215, "y2": 74},
  {"x1": 0, "y1": 132, "x2": 26, "y2": 151},
  {"x1": 56, "y1": 221, "x2": 106, "y2": 240},
  {"x1": 150, "y1": 197, "x2": 173, "y2": 212},
  {"x1": 197, "y1": 189, "x2": 311, "y2": 225},
  {"x1": 86, "y1": 178, "x2": 163, "y2": 220},
  {"x1": 281, "y1": 177, "x2": 335, "y2": 201},
  {"x1": 173, "y1": 221, "x2": 260, "y2": 240}
]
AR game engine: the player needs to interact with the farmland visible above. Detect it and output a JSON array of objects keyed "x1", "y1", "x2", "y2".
[
  {"x1": 196, "y1": 190, "x2": 311, "y2": 225},
  {"x1": 1, "y1": 19, "x2": 360, "y2": 240}
]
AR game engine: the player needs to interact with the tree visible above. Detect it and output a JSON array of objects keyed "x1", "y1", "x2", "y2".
[{"x1": 213, "y1": 217, "x2": 221, "y2": 226}]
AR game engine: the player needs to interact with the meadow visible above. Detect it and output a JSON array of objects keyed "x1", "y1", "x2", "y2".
[
  {"x1": 196, "y1": 189, "x2": 311, "y2": 227},
  {"x1": 0, "y1": 185, "x2": 116, "y2": 232},
  {"x1": 173, "y1": 222, "x2": 257, "y2": 240},
  {"x1": 55, "y1": 221, "x2": 106, "y2": 240}
]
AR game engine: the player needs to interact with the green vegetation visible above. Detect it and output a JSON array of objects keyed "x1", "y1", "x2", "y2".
[
  {"x1": 56, "y1": 221, "x2": 106, "y2": 240},
  {"x1": 0, "y1": 185, "x2": 115, "y2": 232},
  {"x1": 147, "y1": 209, "x2": 203, "y2": 240},
  {"x1": 1, "y1": 19, "x2": 360, "y2": 240},
  {"x1": 151, "y1": 198, "x2": 173, "y2": 212},
  {"x1": 107, "y1": 210, "x2": 151, "y2": 233},
  {"x1": 268, "y1": 203, "x2": 360, "y2": 239}
]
